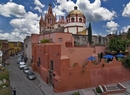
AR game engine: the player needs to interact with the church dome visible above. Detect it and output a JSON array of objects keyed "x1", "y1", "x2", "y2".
[{"x1": 69, "y1": 6, "x2": 84, "y2": 15}]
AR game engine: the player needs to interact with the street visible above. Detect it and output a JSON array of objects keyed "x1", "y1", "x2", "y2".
[{"x1": 6, "y1": 55, "x2": 45, "y2": 95}]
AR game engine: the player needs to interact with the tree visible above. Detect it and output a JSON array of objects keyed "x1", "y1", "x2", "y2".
[
  {"x1": 88, "y1": 22, "x2": 92, "y2": 45},
  {"x1": 127, "y1": 28, "x2": 130, "y2": 39},
  {"x1": 108, "y1": 38, "x2": 127, "y2": 52},
  {"x1": 122, "y1": 54, "x2": 130, "y2": 68}
]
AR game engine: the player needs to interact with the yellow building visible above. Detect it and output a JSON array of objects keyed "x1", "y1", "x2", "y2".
[{"x1": 8, "y1": 42, "x2": 23, "y2": 56}]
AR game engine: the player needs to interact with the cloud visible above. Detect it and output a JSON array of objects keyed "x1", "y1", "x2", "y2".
[
  {"x1": 34, "y1": 0, "x2": 45, "y2": 13},
  {"x1": 102, "y1": 0, "x2": 108, "y2": 2},
  {"x1": 105, "y1": 21, "x2": 119, "y2": 34},
  {"x1": 52, "y1": 0, "x2": 75, "y2": 16},
  {"x1": 122, "y1": 2, "x2": 130, "y2": 17},
  {"x1": 0, "y1": 2, "x2": 26, "y2": 17},
  {"x1": 121, "y1": 25, "x2": 130, "y2": 33},
  {"x1": 8, "y1": 12, "x2": 40, "y2": 42},
  {"x1": 52, "y1": 0, "x2": 116, "y2": 22}
]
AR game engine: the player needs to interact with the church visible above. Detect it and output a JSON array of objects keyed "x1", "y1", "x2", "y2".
[
  {"x1": 24, "y1": 3, "x2": 130, "y2": 93},
  {"x1": 39, "y1": 4, "x2": 107, "y2": 46}
]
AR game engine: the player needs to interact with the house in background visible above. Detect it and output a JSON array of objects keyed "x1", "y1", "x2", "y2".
[
  {"x1": 0, "y1": 40, "x2": 9, "y2": 62},
  {"x1": 8, "y1": 41, "x2": 23, "y2": 56}
]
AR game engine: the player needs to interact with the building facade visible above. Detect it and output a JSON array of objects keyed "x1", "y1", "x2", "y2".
[{"x1": 23, "y1": 4, "x2": 123, "y2": 93}]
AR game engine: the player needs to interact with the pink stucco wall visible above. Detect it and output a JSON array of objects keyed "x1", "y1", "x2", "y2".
[
  {"x1": 53, "y1": 58, "x2": 130, "y2": 92},
  {"x1": 31, "y1": 32, "x2": 130, "y2": 93},
  {"x1": 38, "y1": 32, "x2": 74, "y2": 46},
  {"x1": 61, "y1": 47, "x2": 95, "y2": 66},
  {"x1": 95, "y1": 46, "x2": 106, "y2": 54},
  {"x1": 31, "y1": 34, "x2": 39, "y2": 43}
]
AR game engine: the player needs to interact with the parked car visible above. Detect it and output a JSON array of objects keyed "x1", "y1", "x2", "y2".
[
  {"x1": 19, "y1": 61, "x2": 25, "y2": 65},
  {"x1": 23, "y1": 67, "x2": 31, "y2": 74},
  {"x1": 26, "y1": 71, "x2": 36, "y2": 80},
  {"x1": 19, "y1": 64, "x2": 27, "y2": 70},
  {"x1": 17, "y1": 58, "x2": 22, "y2": 64}
]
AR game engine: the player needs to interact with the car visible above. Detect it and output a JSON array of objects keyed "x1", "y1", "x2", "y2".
[
  {"x1": 17, "y1": 58, "x2": 22, "y2": 64},
  {"x1": 26, "y1": 71, "x2": 36, "y2": 80},
  {"x1": 23, "y1": 67, "x2": 31, "y2": 74},
  {"x1": 19, "y1": 64, "x2": 27, "y2": 70},
  {"x1": 19, "y1": 61, "x2": 25, "y2": 65}
]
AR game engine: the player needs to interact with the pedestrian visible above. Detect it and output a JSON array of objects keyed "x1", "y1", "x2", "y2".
[
  {"x1": 13, "y1": 87, "x2": 16, "y2": 95},
  {"x1": 11, "y1": 86, "x2": 13, "y2": 95}
]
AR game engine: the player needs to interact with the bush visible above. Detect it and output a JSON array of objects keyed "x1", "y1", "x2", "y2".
[
  {"x1": 0, "y1": 83, "x2": 9, "y2": 90},
  {"x1": 40, "y1": 39, "x2": 50, "y2": 43},
  {"x1": 0, "y1": 70, "x2": 9, "y2": 80},
  {"x1": 122, "y1": 54, "x2": 130, "y2": 68},
  {"x1": 0, "y1": 87, "x2": 11, "y2": 95}
]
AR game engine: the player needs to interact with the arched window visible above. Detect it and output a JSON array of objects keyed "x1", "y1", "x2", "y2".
[
  {"x1": 79, "y1": 18, "x2": 82, "y2": 22},
  {"x1": 71, "y1": 18, "x2": 75, "y2": 22}
]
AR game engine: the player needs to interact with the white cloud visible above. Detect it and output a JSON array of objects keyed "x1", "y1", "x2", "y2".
[
  {"x1": 9, "y1": 12, "x2": 40, "y2": 41},
  {"x1": 105, "y1": 21, "x2": 119, "y2": 34},
  {"x1": 121, "y1": 25, "x2": 130, "y2": 33},
  {"x1": 0, "y1": 2, "x2": 26, "y2": 17},
  {"x1": 122, "y1": 2, "x2": 130, "y2": 17},
  {"x1": 0, "y1": 11, "x2": 40, "y2": 42},
  {"x1": 34, "y1": 0, "x2": 45, "y2": 13},
  {"x1": 102, "y1": 0, "x2": 108, "y2": 2},
  {"x1": 53, "y1": 0, "x2": 116, "y2": 22}
]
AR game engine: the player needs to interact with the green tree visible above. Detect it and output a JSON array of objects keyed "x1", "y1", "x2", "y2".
[
  {"x1": 108, "y1": 38, "x2": 127, "y2": 52},
  {"x1": 122, "y1": 54, "x2": 130, "y2": 68},
  {"x1": 127, "y1": 28, "x2": 130, "y2": 39},
  {"x1": 88, "y1": 22, "x2": 92, "y2": 45}
]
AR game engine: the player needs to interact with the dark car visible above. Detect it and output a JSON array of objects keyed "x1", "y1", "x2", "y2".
[
  {"x1": 26, "y1": 71, "x2": 36, "y2": 80},
  {"x1": 23, "y1": 67, "x2": 31, "y2": 74}
]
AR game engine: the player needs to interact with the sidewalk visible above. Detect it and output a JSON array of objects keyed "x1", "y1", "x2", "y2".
[{"x1": 34, "y1": 72, "x2": 55, "y2": 95}]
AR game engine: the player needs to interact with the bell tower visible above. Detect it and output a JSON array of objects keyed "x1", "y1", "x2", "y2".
[{"x1": 44, "y1": 3, "x2": 56, "y2": 29}]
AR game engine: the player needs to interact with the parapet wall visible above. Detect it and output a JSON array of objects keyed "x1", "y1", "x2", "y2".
[{"x1": 54, "y1": 57, "x2": 130, "y2": 92}]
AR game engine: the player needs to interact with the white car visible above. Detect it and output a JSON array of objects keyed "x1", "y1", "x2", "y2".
[
  {"x1": 23, "y1": 67, "x2": 31, "y2": 74},
  {"x1": 19, "y1": 62, "x2": 25, "y2": 65},
  {"x1": 19, "y1": 64, "x2": 27, "y2": 70}
]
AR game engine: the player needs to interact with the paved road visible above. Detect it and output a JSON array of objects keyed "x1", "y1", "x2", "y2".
[{"x1": 6, "y1": 55, "x2": 45, "y2": 95}]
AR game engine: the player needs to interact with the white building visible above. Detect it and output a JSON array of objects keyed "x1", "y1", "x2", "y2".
[{"x1": 64, "y1": 6, "x2": 88, "y2": 35}]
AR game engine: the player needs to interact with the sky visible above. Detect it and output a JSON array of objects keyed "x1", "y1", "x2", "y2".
[{"x1": 0, "y1": 0, "x2": 130, "y2": 42}]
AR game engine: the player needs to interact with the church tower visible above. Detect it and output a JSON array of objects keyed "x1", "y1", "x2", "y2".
[
  {"x1": 39, "y1": 3, "x2": 56, "y2": 34},
  {"x1": 44, "y1": 3, "x2": 56, "y2": 29},
  {"x1": 39, "y1": 14, "x2": 46, "y2": 34}
]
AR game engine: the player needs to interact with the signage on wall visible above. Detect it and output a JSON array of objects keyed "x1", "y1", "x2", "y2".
[{"x1": 68, "y1": 49, "x2": 75, "y2": 53}]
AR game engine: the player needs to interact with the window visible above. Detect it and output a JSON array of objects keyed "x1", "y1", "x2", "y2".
[
  {"x1": 50, "y1": 60, "x2": 53, "y2": 70},
  {"x1": 71, "y1": 18, "x2": 75, "y2": 22},
  {"x1": 37, "y1": 57, "x2": 41, "y2": 67},
  {"x1": 58, "y1": 38, "x2": 62, "y2": 42},
  {"x1": 79, "y1": 18, "x2": 82, "y2": 22},
  {"x1": 99, "y1": 37, "x2": 101, "y2": 43}
]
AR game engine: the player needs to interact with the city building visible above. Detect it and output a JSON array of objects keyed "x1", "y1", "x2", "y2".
[
  {"x1": 8, "y1": 41, "x2": 23, "y2": 56},
  {"x1": 0, "y1": 40, "x2": 9, "y2": 62}
]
